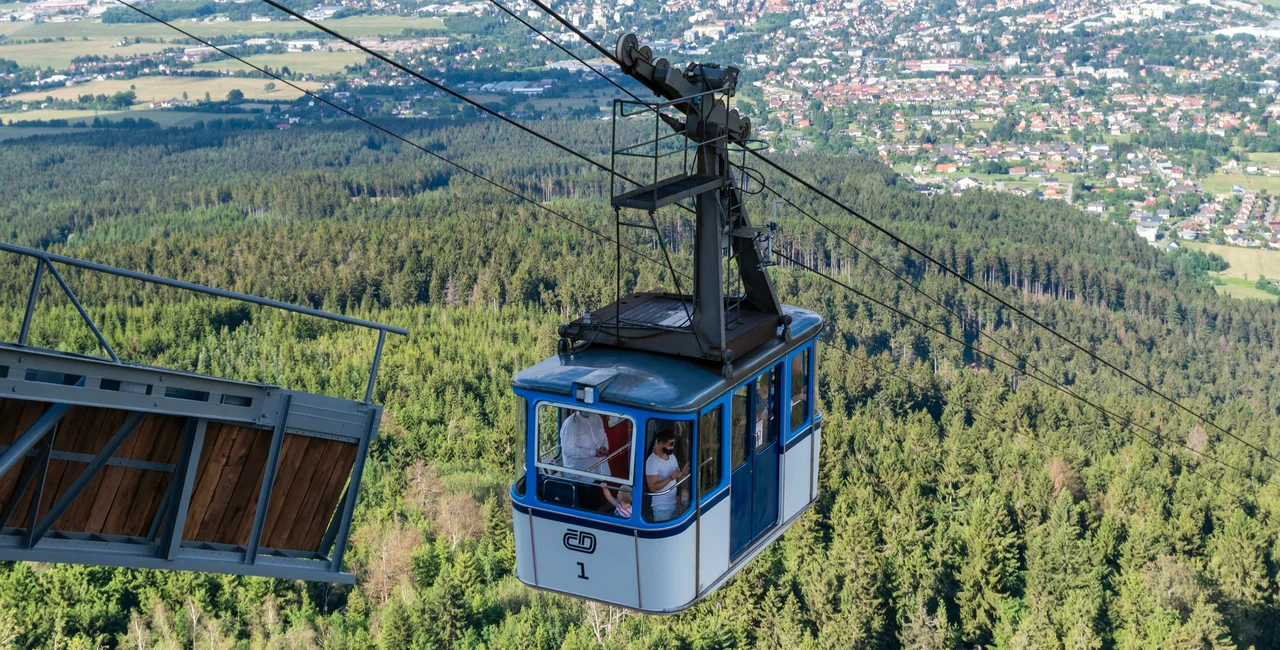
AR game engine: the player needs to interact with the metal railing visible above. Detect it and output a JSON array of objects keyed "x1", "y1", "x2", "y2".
[
  {"x1": 2, "y1": 242, "x2": 408, "y2": 403},
  {"x1": 610, "y1": 85, "x2": 735, "y2": 200}
]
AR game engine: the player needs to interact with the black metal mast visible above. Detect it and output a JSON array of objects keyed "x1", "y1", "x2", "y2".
[{"x1": 560, "y1": 34, "x2": 787, "y2": 377}]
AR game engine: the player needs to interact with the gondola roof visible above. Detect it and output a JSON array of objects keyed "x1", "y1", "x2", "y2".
[{"x1": 514, "y1": 305, "x2": 822, "y2": 413}]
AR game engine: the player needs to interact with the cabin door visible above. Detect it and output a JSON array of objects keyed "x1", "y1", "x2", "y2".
[
  {"x1": 729, "y1": 384, "x2": 753, "y2": 557},
  {"x1": 728, "y1": 366, "x2": 781, "y2": 558},
  {"x1": 750, "y1": 366, "x2": 780, "y2": 540}
]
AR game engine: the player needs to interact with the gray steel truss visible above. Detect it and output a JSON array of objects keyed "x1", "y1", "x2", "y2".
[{"x1": 0, "y1": 244, "x2": 400, "y2": 583}]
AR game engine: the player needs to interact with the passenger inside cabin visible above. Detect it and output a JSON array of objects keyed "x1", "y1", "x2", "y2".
[
  {"x1": 645, "y1": 425, "x2": 689, "y2": 521},
  {"x1": 613, "y1": 487, "x2": 633, "y2": 518},
  {"x1": 560, "y1": 410, "x2": 611, "y2": 476},
  {"x1": 755, "y1": 370, "x2": 774, "y2": 446}
]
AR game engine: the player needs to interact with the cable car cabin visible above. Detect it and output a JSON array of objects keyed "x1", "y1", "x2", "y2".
[{"x1": 509, "y1": 306, "x2": 821, "y2": 613}]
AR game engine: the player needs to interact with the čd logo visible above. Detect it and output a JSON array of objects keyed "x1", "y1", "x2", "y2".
[{"x1": 563, "y1": 529, "x2": 596, "y2": 554}]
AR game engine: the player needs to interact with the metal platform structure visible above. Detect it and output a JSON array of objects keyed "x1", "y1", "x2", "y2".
[
  {"x1": 560, "y1": 36, "x2": 787, "y2": 377},
  {"x1": 0, "y1": 243, "x2": 406, "y2": 583}
]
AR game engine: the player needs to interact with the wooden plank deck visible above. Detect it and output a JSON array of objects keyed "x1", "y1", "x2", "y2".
[{"x1": 0, "y1": 398, "x2": 358, "y2": 550}]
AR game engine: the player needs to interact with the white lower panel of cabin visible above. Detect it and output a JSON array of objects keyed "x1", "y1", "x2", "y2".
[
  {"x1": 528, "y1": 514, "x2": 640, "y2": 609},
  {"x1": 697, "y1": 499, "x2": 730, "y2": 593},
  {"x1": 782, "y1": 433, "x2": 814, "y2": 522}
]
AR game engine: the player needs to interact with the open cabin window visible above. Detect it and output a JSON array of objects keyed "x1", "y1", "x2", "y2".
[
  {"x1": 697, "y1": 406, "x2": 723, "y2": 500},
  {"x1": 730, "y1": 385, "x2": 750, "y2": 470},
  {"x1": 755, "y1": 365, "x2": 778, "y2": 449},
  {"x1": 790, "y1": 348, "x2": 811, "y2": 432},
  {"x1": 514, "y1": 395, "x2": 527, "y2": 497},
  {"x1": 534, "y1": 403, "x2": 636, "y2": 518},
  {"x1": 643, "y1": 418, "x2": 693, "y2": 523}
]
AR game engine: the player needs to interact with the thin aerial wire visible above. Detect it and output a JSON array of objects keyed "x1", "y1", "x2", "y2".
[
  {"x1": 255, "y1": 0, "x2": 603, "y2": 171},
  {"x1": 399, "y1": 2, "x2": 1266, "y2": 478},
  {"x1": 112, "y1": 0, "x2": 673, "y2": 275},
  {"x1": 823, "y1": 341, "x2": 1208, "y2": 504},
  {"x1": 750, "y1": 149, "x2": 1268, "y2": 463},
  {"x1": 738, "y1": 159, "x2": 1258, "y2": 497},
  {"x1": 485, "y1": 0, "x2": 646, "y2": 105},
  {"x1": 259, "y1": 0, "x2": 697, "y2": 225},
  {"x1": 524, "y1": 0, "x2": 619, "y2": 63},
  {"x1": 776, "y1": 250, "x2": 1251, "y2": 501}
]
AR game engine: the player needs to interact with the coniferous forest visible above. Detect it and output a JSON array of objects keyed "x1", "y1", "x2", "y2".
[{"x1": 0, "y1": 118, "x2": 1276, "y2": 649}]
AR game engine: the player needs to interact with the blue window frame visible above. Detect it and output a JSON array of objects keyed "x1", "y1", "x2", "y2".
[
  {"x1": 697, "y1": 403, "x2": 724, "y2": 504},
  {"x1": 787, "y1": 345, "x2": 814, "y2": 438}
]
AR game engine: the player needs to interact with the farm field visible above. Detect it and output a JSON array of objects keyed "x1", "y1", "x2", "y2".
[
  {"x1": 5, "y1": 15, "x2": 446, "y2": 41},
  {"x1": 0, "y1": 39, "x2": 175, "y2": 68},
  {"x1": 1248, "y1": 151, "x2": 1280, "y2": 166},
  {"x1": 193, "y1": 51, "x2": 368, "y2": 75},
  {"x1": 6, "y1": 75, "x2": 321, "y2": 103},
  {"x1": 0, "y1": 125, "x2": 90, "y2": 140},
  {"x1": 0, "y1": 20, "x2": 27, "y2": 36},
  {"x1": 1202, "y1": 172, "x2": 1280, "y2": 195},
  {"x1": 2, "y1": 106, "x2": 232, "y2": 127},
  {"x1": 1184, "y1": 240, "x2": 1280, "y2": 282},
  {"x1": 1212, "y1": 276, "x2": 1278, "y2": 301}
]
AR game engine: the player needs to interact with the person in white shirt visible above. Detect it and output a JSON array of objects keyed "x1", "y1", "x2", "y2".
[
  {"x1": 645, "y1": 428, "x2": 688, "y2": 521},
  {"x1": 559, "y1": 410, "x2": 611, "y2": 476}
]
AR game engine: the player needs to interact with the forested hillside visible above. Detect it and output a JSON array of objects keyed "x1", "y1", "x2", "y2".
[{"x1": 0, "y1": 119, "x2": 1276, "y2": 650}]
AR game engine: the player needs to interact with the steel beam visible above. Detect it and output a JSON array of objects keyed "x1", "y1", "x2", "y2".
[
  {"x1": 0, "y1": 444, "x2": 174, "y2": 473},
  {"x1": 23, "y1": 431, "x2": 55, "y2": 549},
  {"x1": 27, "y1": 412, "x2": 146, "y2": 547},
  {"x1": 0, "y1": 539, "x2": 354, "y2": 584},
  {"x1": 0, "y1": 402, "x2": 71, "y2": 478},
  {"x1": 0, "y1": 242, "x2": 406, "y2": 336},
  {"x1": 43, "y1": 261, "x2": 120, "y2": 364},
  {"x1": 318, "y1": 490, "x2": 346, "y2": 556},
  {"x1": 329, "y1": 408, "x2": 375, "y2": 572},
  {"x1": 160, "y1": 418, "x2": 206, "y2": 561},
  {"x1": 18, "y1": 260, "x2": 44, "y2": 346},
  {"x1": 0, "y1": 456, "x2": 37, "y2": 528},
  {"x1": 146, "y1": 479, "x2": 176, "y2": 542},
  {"x1": 364, "y1": 330, "x2": 386, "y2": 403},
  {"x1": 245, "y1": 395, "x2": 291, "y2": 564}
]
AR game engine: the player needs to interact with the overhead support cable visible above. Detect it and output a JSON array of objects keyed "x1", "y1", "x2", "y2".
[
  {"x1": 775, "y1": 250, "x2": 1252, "y2": 502},
  {"x1": 523, "y1": 0, "x2": 619, "y2": 63},
  {"x1": 485, "y1": 0, "x2": 647, "y2": 105},
  {"x1": 824, "y1": 341, "x2": 1186, "y2": 504},
  {"x1": 753, "y1": 166, "x2": 1267, "y2": 494},
  {"x1": 113, "y1": 0, "x2": 672, "y2": 275},
  {"x1": 749, "y1": 149, "x2": 1270, "y2": 465},
  {"x1": 261, "y1": 0, "x2": 697, "y2": 216}
]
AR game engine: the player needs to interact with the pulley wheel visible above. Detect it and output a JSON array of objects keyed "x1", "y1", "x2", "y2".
[{"x1": 616, "y1": 33, "x2": 639, "y2": 69}]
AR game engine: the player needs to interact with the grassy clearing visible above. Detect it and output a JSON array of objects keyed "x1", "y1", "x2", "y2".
[
  {"x1": 1, "y1": 107, "x2": 119, "y2": 123},
  {"x1": 192, "y1": 51, "x2": 367, "y2": 75},
  {"x1": 1, "y1": 106, "x2": 232, "y2": 126},
  {"x1": 5, "y1": 75, "x2": 321, "y2": 104},
  {"x1": 0, "y1": 125, "x2": 91, "y2": 140},
  {"x1": 0, "y1": 20, "x2": 30, "y2": 36},
  {"x1": 1247, "y1": 152, "x2": 1280, "y2": 166},
  {"x1": 1213, "y1": 276, "x2": 1279, "y2": 301},
  {"x1": 1202, "y1": 173, "x2": 1280, "y2": 195},
  {"x1": 1184, "y1": 241, "x2": 1280, "y2": 282},
  {"x1": 1, "y1": 15, "x2": 445, "y2": 68},
  {"x1": 15, "y1": 15, "x2": 445, "y2": 41},
  {"x1": 0, "y1": 39, "x2": 175, "y2": 68}
]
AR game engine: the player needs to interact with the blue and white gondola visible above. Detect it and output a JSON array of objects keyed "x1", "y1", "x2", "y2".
[{"x1": 509, "y1": 306, "x2": 822, "y2": 613}]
